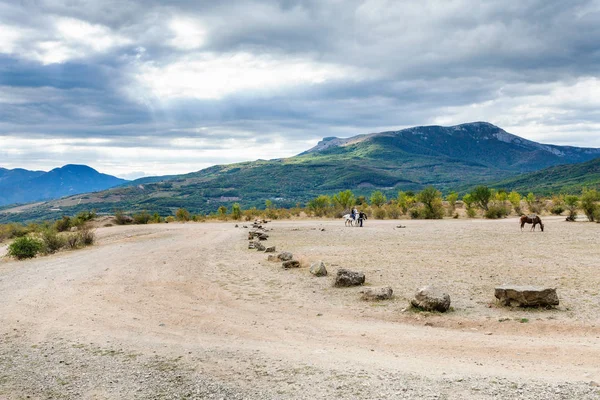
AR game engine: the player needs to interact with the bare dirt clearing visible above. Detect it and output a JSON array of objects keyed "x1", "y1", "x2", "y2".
[{"x1": 1, "y1": 217, "x2": 599, "y2": 399}]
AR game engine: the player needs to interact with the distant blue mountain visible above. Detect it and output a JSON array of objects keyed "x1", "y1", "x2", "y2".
[{"x1": 0, "y1": 164, "x2": 128, "y2": 206}]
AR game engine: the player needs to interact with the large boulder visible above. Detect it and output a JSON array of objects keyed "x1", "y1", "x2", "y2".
[
  {"x1": 361, "y1": 286, "x2": 393, "y2": 301},
  {"x1": 309, "y1": 261, "x2": 328, "y2": 277},
  {"x1": 282, "y1": 260, "x2": 300, "y2": 269},
  {"x1": 495, "y1": 285, "x2": 559, "y2": 307},
  {"x1": 334, "y1": 268, "x2": 365, "y2": 287},
  {"x1": 411, "y1": 286, "x2": 451, "y2": 312},
  {"x1": 254, "y1": 242, "x2": 266, "y2": 251},
  {"x1": 265, "y1": 246, "x2": 276, "y2": 253},
  {"x1": 277, "y1": 252, "x2": 293, "y2": 261}
]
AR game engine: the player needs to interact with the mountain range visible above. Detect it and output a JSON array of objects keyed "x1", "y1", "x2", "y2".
[
  {"x1": 0, "y1": 164, "x2": 127, "y2": 207},
  {"x1": 1, "y1": 122, "x2": 600, "y2": 223}
]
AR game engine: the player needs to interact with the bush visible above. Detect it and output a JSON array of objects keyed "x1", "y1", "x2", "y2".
[
  {"x1": 8, "y1": 236, "x2": 43, "y2": 259},
  {"x1": 175, "y1": 208, "x2": 191, "y2": 222},
  {"x1": 40, "y1": 228, "x2": 66, "y2": 254},
  {"x1": 466, "y1": 207, "x2": 477, "y2": 218},
  {"x1": 115, "y1": 210, "x2": 132, "y2": 225},
  {"x1": 373, "y1": 207, "x2": 387, "y2": 219},
  {"x1": 65, "y1": 233, "x2": 79, "y2": 249},
  {"x1": 386, "y1": 204, "x2": 401, "y2": 219},
  {"x1": 77, "y1": 226, "x2": 95, "y2": 246},
  {"x1": 484, "y1": 203, "x2": 510, "y2": 219},
  {"x1": 550, "y1": 204, "x2": 565, "y2": 215},
  {"x1": 133, "y1": 211, "x2": 151, "y2": 224},
  {"x1": 581, "y1": 188, "x2": 599, "y2": 222},
  {"x1": 55, "y1": 216, "x2": 72, "y2": 232}
]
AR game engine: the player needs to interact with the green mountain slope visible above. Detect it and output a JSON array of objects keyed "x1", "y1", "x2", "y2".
[
  {"x1": 488, "y1": 157, "x2": 600, "y2": 195},
  {"x1": 2, "y1": 122, "x2": 600, "y2": 223}
]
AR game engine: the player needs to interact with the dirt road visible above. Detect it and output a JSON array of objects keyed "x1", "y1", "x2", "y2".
[{"x1": 1, "y1": 218, "x2": 599, "y2": 399}]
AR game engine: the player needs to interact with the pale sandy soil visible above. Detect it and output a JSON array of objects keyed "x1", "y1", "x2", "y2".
[{"x1": 0, "y1": 217, "x2": 599, "y2": 399}]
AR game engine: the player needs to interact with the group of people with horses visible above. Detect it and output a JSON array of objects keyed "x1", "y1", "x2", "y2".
[
  {"x1": 343, "y1": 206, "x2": 545, "y2": 231},
  {"x1": 345, "y1": 207, "x2": 367, "y2": 227}
]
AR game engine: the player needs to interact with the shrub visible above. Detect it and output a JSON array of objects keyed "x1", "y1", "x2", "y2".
[
  {"x1": 470, "y1": 186, "x2": 492, "y2": 211},
  {"x1": 8, "y1": 236, "x2": 43, "y2": 259},
  {"x1": 40, "y1": 228, "x2": 66, "y2": 254},
  {"x1": 231, "y1": 203, "x2": 242, "y2": 220},
  {"x1": 446, "y1": 192, "x2": 459, "y2": 216},
  {"x1": 114, "y1": 210, "x2": 132, "y2": 225},
  {"x1": 77, "y1": 226, "x2": 95, "y2": 246},
  {"x1": 133, "y1": 211, "x2": 151, "y2": 224},
  {"x1": 165, "y1": 216, "x2": 175, "y2": 223},
  {"x1": 508, "y1": 191, "x2": 522, "y2": 215},
  {"x1": 386, "y1": 204, "x2": 401, "y2": 219},
  {"x1": 564, "y1": 195, "x2": 579, "y2": 221},
  {"x1": 466, "y1": 207, "x2": 477, "y2": 218},
  {"x1": 175, "y1": 208, "x2": 191, "y2": 222},
  {"x1": 65, "y1": 233, "x2": 79, "y2": 249},
  {"x1": 484, "y1": 202, "x2": 510, "y2": 219},
  {"x1": 55, "y1": 216, "x2": 72, "y2": 232},
  {"x1": 370, "y1": 191, "x2": 387, "y2": 207},
  {"x1": 416, "y1": 187, "x2": 444, "y2": 219},
  {"x1": 550, "y1": 204, "x2": 565, "y2": 215},
  {"x1": 581, "y1": 188, "x2": 599, "y2": 222},
  {"x1": 373, "y1": 207, "x2": 387, "y2": 219}
]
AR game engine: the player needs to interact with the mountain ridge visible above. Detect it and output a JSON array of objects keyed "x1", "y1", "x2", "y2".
[
  {"x1": 2, "y1": 122, "x2": 599, "y2": 223},
  {"x1": 0, "y1": 164, "x2": 128, "y2": 207}
]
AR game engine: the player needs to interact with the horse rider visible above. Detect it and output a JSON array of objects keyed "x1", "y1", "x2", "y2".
[
  {"x1": 351, "y1": 207, "x2": 358, "y2": 220},
  {"x1": 358, "y1": 211, "x2": 368, "y2": 227}
]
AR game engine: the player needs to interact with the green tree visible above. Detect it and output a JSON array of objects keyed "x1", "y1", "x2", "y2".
[
  {"x1": 462, "y1": 193, "x2": 476, "y2": 218},
  {"x1": 508, "y1": 191, "x2": 522, "y2": 215},
  {"x1": 370, "y1": 191, "x2": 387, "y2": 207},
  {"x1": 175, "y1": 208, "x2": 190, "y2": 222},
  {"x1": 231, "y1": 203, "x2": 242, "y2": 220},
  {"x1": 332, "y1": 190, "x2": 355, "y2": 210},
  {"x1": 397, "y1": 191, "x2": 415, "y2": 215},
  {"x1": 446, "y1": 191, "x2": 459, "y2": 216},
  {"x1": 218, "y1": 205, "x2": 228, "y2": 219},
  {"x1": 416, "y1": 187, "x2": 444, "y2": 219},
  {"x1": 564, "y1": 195, "x2": 579, "y2": 221},
  {"x1": 307, "y1": 195, "x2": 331, "y2": 217},
  {"x1": 580, "y1": 188, "x2": 599, "y2": 222},
  {"x1": 470, "y1": 186, "x2": 492, "y2": 211}
]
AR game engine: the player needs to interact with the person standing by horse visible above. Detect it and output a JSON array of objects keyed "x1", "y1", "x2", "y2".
[
  {"x1": 358, "y1": 211, "x2": 368, "y2": 227},
  {"x1": 351, "y1": 207, "x2": 358, "y2": 220}
]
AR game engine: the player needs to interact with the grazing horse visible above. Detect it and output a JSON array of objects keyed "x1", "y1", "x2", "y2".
[{"x1": 520, "y1": 215, "x2": 544, "y2": 232}]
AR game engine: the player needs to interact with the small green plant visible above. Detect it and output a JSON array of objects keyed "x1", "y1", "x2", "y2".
[
  {"x1": 519, "y1": 318, "x2": 529, "y2": 323},
  {"x1": 55, "y1": 216, "x2": 72, "y2": 232},
  {"x1": 8, "y1": 236, "x2": 43, "y2": 260},
  {"x1": 40, "y1": 228, "x2": 66, "y2": 254},
  {"x1": 133, "y1": 211, "x2": 151, "y2": 224},
  {"x1": 77, "y1": 226, "x2": 96, "y2": 246}
]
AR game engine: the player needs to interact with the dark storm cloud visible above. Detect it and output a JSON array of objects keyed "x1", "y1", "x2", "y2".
[{"x1": 1, "y1": 0, "x2": 600, "y2": 176}]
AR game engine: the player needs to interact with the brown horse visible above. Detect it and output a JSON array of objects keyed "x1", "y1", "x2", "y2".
[{"x1": 520, "y1": 215, "x2": 544, "y2": 231}]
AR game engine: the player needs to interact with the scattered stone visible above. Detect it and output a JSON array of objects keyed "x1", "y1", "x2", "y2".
[
  {"x1": 277, "y1": 252, "x2": 293, "y2": 261},
  {"x1": 248, "y1": 242, "x2": 256, "y2": 249},
  {"x1": 258, "y1": 233, "x2": 269, "y2": 241},
  {"x1": 494, "y1": 285, "x2": 559, "y2": 307},
  {"x1": 265, "y1": 246, "x2": 276, "y2": 253},
  {"x1": 410, "y1": 285, "x2": 451, "y2": 312},
  {"x1": 267, "y1": 255, "x2": 279, "y2": 262},
  {"x1": 309, "y1": 261, "x2": 328, "y2": 277},
  {"x1": 320, "y1": 228, "x2": 325, "y2": 231},
  {"x1": 235, "y1": 224, "x2": 239, "y2": 228},
  {"x1": 254, "y1": 242, "x2": 266, "y2": 251},
  {"x1": 243, "y1": 225, "x2": 248, "y2": 228},
  {"x1": 360, "y1": 286, "x2": 393, "y2": 301},
  {"x1": 334, "y1": 268, "x2": 365, "y2": 287},
  {"x1": 396, "y1": 225, "x2": 406, "y2": 228},
  {"x1": 282, "y1": 260, "x2": 300, "y2": 269}
]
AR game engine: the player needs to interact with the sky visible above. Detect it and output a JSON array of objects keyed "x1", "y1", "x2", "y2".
[{"x1": 1, "y1": 0, "x2": 600, "y2": 179}]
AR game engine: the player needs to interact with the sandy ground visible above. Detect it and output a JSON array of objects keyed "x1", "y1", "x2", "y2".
[{"x1": 1, "y1": 217, "x2": 599, "y2": 399}]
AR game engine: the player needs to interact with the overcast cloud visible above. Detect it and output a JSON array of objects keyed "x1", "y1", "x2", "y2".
[{"x1": 1, "y1": 0, "x2": 600, "y2": 178}]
